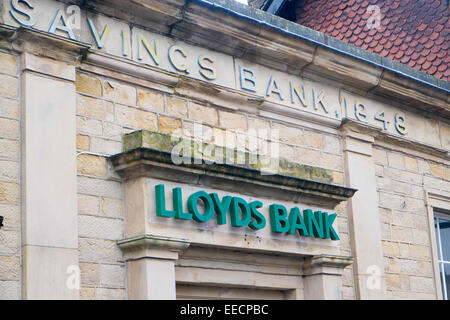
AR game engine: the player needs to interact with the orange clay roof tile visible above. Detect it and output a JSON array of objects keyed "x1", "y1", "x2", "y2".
[{"x1": 295, "y1": 0, "x2": 449, "y2": 82}]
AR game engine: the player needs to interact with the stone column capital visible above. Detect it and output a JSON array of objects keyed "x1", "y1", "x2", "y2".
[
  {"x1": 117, "y1": 234, "x2": 190, "y2": 261},
  {"x1": 304, "y1": 254, "x2": 353, "y2": 276},
  {"x1": 0, "y1": 25, "x2": 90, "y2": 65}
]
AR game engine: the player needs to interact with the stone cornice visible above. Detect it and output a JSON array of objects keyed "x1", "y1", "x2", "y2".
[
  {"x1": 340, "y1": 119, "x2": 449, "y2": 159},
  {"x1": 110, "y1": 145, "x2": 357, "y2": 206},
  {"x1": 65, "y1": 0, "x2": 449, "y2": 119},
  {"x1": 0, "y1": 25, "x2": 90, "y2": 64}
]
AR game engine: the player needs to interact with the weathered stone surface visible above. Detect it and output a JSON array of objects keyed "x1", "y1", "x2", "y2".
[
  {"x1": 78, "y1": 194, "x2": 100, "y2": 216},
  {"x1": 79, "y1": 262, "x2": 100, "y2": 286},
  {"x1": 77, "y1": 95, "x2": 114, "y2": 121},
  {"x1": 387, "y1": 152, "x2": 404, "y2": 170},
  {"x1": 404, "y1": 156, "x2": 418, "y2": 172},
  {"x1": 0, "y1": 52, "x2": 17, "y2": 76},
  {"x1": 0, "y1": 182, "x2": 19, "y2": 202},
  {"x1": 0, "y1": 160, "x2": 19, "y2": 181},
  {"x1": 166, "y1": 97, "x2": 188, "y2": 118},
  {"x1": 102, "y1": 198, "x2": 123, "y2": 218},
  {"x1": 0, "y1": 255, "x2": 20, "y2": 280},
  {"x1": 272, "y1": 123, "x2": 303, "y2": 146},
  {"x1": 159, "y1": 116, "x2": 182, "y2": 135},
  {"x1": 0, "y1": 74, "x2": 18, "y2": 99},
  {"x1": 103, "y1": 122, "x2": 123, "y2": 141},
  {"x1": 137, "y1": 88, "x2": 164, "y2": 112},
  {"x1": 189, "y1": 102, "x2": 218, "y2": 126},
  {"x1": 79, "y1": 238, "x2": 123, "y2": 264},
  {"x1": 76, "y1": 73, "x2": 102, "y2": 97},
  {"x1": 0, "y1": 97, "x2": 19, "y2": 118},
  {"x1": 78, "y1": 154, "x2": 107, "y2": 177},
  {"x1": 77, "y1": 116, "x2": 103, "y2": 136},
  {"x1": 304, "y1": 131, "x2": 324, "y2": 149},
  {"x1": 0, "y1": 118, "x2": 18, "y2": 140},
  {"x1": 90, "y1": 137, "x2": 122, "y2": 155},
  {"x1": 429, "y1": 163, "x2": 446, "y2": 179},
  {"x1": 115, "y1": 105, "x2": 158, "y2": 131},
  {"x1": 219, "y1": 110, "x2": 247, "y2": 131},
  {"x1": 78, "y1": 215, "x2": 123, "y2": 241},
  {"x1": 100, "y1": 264, "x2": 125, "y2": 287},
  {"x1": 373, "y1": 148, "x2": 388, "y2": 165},
  {"x1": 77, "y1": 134, "x2": 90, "y2": 151},
  {"x1": 104, "y1": 80, "x2": 136, "y2": 106}
]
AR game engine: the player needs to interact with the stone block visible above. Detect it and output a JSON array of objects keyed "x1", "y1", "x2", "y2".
[
  {"x1": 304, "y1": 130, "x2": 324, "y2": 149},
  {"x1": 79, "y1": 262, "x2": 100, "y2": 286},
  {"x1": 388, "y1": 152, "x2": 404, "y2": 170},
  {"x1": 271, "y1": 123, "x2": 303, "y2": 146},
  {"x1": 102, "y1": 198, "x2": 123, "y2": 218},
  {"x1": 0, "y1": 74, "x2": 18, "y2": 99},
  {"x1": 103, "y1": 122, "x2": 122, "y2": 141},
  {"x1": 373, "y1": 148, "x2": 388, "y2": 165},
  {"x1": 78, "y1": 154, "x2": 107, "y2": 177},
  {"x1": 0, "y1": 182, "x2": 19, "y2": 202},
  {"x1": 77, "y1": 134, "x2": 90, "y2": 151},
  {"x1": 77, "y1": 95, "x2": 114, "y2": 121},
  {"x1": 0, "y1": 280, "x2": 20, "y2": 299},
  {"x1": 189, "y1": 102, "x2": 219, "y2": 126},
  {"x1": 429, "y1": 163, "x2": 446, "y2": 179},
  {"x1": 219, "y1": 110, "x2": 247, "y2": 131},
  {"x1": 78, "y1": 194, "x2": 100, "y2": 216},
  {"x1": 166, "y1": 97, "x2": 188, "y2": 118},
  {"x1": 159, "y1": 116, "x2": 182, "y2": 135},
  {"x1": 0, "y1": 118, "x2": 19, "y2": 140},
  {"x1": 0, "y1": 52, "x2": 17, "y2": 76},
  {"x1": 103, "y1": 80, "x2": 136, "y2": 106},
  {"x1": 0, "y1": 97, "x2": 19, "y2": 118},
  {"x1": 77, "y1": 116, "x2": 103, "y2": 136},
  {"x1": 0, "y1": 255, "x2": 20, "y2": 280},
  {"x1": 100, "y1": 264, "x2": 125, "y2": 287},
  {"x1": 76, "y1": 73, "x2": 102, "y2": 97},
  {"x1": 115, "y1": 105, "x2": 158, "y2": 131},
  {"x1": 137, "y1": 88, "x2": 164, "y2": 112},
  {"x1": 78, "y1": 176, "x2": 123, "y2": 199},
  {"x1": 0, "y1": 160, "x2": 19, "y2": 182},
  {"x1": 78, "y1": 215, "x2": 123, "y2": 240},
  {"x1": 90, "y1": 137, "x2": 122, "y2": 155},
  {"x1": 79, "y1": 238, "x2": 123, "y2": 264},
  {"x1": 404, "y1": 156, "x2": 418, "y2": 172}
]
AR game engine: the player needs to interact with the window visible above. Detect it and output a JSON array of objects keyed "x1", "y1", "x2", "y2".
[{"x1": 434, "y1": 212, "x2": 450, "y2": 300}]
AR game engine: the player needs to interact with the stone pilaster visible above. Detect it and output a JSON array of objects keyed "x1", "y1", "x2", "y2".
[
  {"x1": 12, "y1": 28, "x2": 88, "y2": 299},
  {"x1": 303, "y1": 255, "x2": 353, "y2": 300},
  {"x1": 117, "y1": 235, "x2": 190, "y2": 300},
  {"x1": 340, "y1": 119, "x2": 386, "y2": 299}
]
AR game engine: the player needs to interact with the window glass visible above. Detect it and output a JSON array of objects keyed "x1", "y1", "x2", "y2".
[
  {"x1": 444, "y1": 264, "x2": 450, "y2": 300},
  {"x1": 439, "y1": 219, "x2": 450, "y2": 261}
]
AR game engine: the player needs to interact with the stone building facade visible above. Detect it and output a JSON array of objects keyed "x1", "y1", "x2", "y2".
[{"x1": 0, "y1": 0, "x2": 448, "y2": 300}]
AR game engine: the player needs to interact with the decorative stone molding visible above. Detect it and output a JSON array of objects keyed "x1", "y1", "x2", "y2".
[
  {"x1": 303, "y1": 254, "x2": 354, "y2": 276},
  {"x1": 117, "y1": 234, "x2": 191, "y2": 261},
  {"x1": 110, "y1": 130, "x2": 357, "y2": 206}
]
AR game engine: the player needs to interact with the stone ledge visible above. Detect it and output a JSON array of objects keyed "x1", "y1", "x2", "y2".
[{"x1": 110, "y1": 130, "x2": 357, "y2": 205}]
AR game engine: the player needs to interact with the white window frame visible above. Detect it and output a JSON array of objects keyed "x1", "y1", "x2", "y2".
[
  {"x1": 434, "y1": 212, "x2": 450, "y2": 300},
  {"x1": 426, "y1": 190, "x2": 450, "y2": 300}
]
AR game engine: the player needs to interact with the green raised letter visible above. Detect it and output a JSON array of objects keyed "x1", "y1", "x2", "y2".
[
  {"x1": 230, "y1": 197, "x2": 251, "y2": 227},
  {"x1": 323, "y1": 212, "x2": 340, "y2": 240},
  {"x1": 304, "y1": 209, "x2": 325, "y2": 238},
  {"x1": 249, "y1": 201, "x2": 266, "y2": 230},
  {"x1": 155, "y1": 184, "x2": 175, "y2": 218},
  {"x1": 188, "y1": 191, "x2": 214, "y2": 223},
  {"x1": 269, "y1": 204, "x2": 290, "y2": 233},
  {"x1": 173, "y1": 187, "x2": 192, "y2": 220},
  {"x1": 211, "y1": 193, "x2": 232, "y2": 225},
  {"x1": 288, "y1": 207, "x2": 309, "y2": 236}
]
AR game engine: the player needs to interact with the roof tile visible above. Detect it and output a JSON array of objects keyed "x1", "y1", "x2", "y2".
[{"x1": 295, "y1": 0, "x2": 449, "y2": 81}]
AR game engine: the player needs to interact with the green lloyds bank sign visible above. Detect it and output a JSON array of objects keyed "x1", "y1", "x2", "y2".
[{"x1": 155, "y1": 184, "x2": 340, "y2": 240}]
